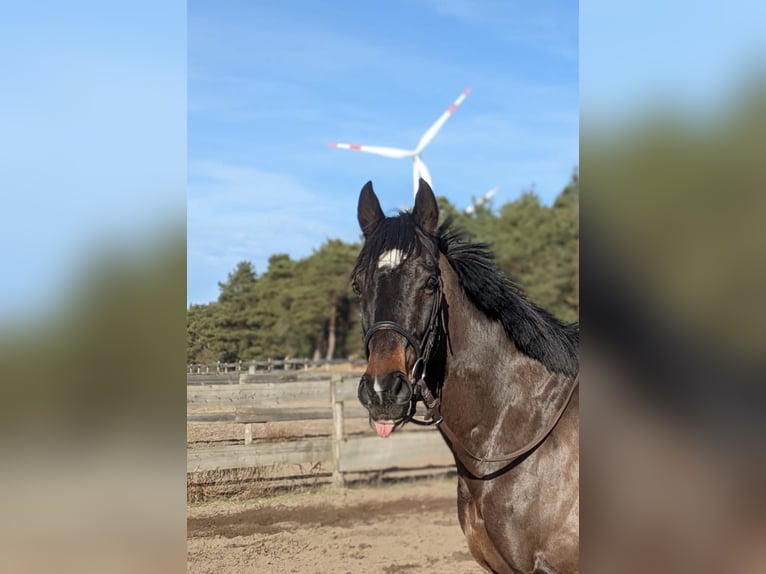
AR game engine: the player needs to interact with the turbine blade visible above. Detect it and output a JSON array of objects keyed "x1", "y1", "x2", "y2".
[
  {"x1": 414, "y1": 87, "x2": 472, "y2": 154},
  {"x1": 467, "y1": 186, "x2": 499, "y2": 213},
  {"x1": 328, "y1": 142, "x2": 412, "y2": 159}
]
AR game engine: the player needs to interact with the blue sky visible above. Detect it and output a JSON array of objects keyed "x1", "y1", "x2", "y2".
[
  {"x1": 188, "y1": 0, "x2": 579, "y2": 305},
  {"x1": 5, "y1": 2, "x2": 760, "y2": 317},
  {"x1": 581, "y1": 2, "x2": 766, "y2": 124},
  {"x1": 0, "y1": 2, "x2": 185, "y2": 322}
]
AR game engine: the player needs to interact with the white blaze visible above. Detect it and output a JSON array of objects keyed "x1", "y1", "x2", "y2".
[
  {"x1": 373, "y1": 377, "x2": 383, "y2": 401},
  {"x1": 377, "y1": 249, "x2": 404, "y2": 269}
]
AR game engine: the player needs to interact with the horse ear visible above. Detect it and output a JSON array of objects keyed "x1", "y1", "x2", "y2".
[
  {"x1": 413, "y1": 178, "x2": 439, "y2": 233},
  {"x1": 358, "y1": 181, "x2": 384, "y2": 237}
]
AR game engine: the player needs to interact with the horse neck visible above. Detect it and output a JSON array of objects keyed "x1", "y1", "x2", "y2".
[{"x1": 437, "y1": 257, "x2": 574, "y2": 443}]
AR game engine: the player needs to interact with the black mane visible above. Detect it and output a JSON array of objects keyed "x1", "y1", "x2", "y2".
[
  {"x1": 354, "y1": 212, "x2": 579, "y2": 377},
  {"x1": 438, "y1": 220, "x2": 579, "y2": 377}
]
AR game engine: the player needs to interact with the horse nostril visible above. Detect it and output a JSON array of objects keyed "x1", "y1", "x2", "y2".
[
  {"x1": 393, "y1": 374, "x2": 413, "y2": 404},
  {"x1": 359, "y1": 373, "x2": 411, "y2": 406},
  {"x1": 358, "y1": 375, "x2": 376, "y2": 406}
]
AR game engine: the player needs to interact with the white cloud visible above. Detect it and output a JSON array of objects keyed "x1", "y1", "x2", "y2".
[{"x1": 187, "y1": 160, "x2": 360, "y2": 304}]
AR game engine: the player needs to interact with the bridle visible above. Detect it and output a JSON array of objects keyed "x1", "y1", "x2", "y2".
[{"x1": 361, "y1": 273, "x2": 445, "y2": 426}]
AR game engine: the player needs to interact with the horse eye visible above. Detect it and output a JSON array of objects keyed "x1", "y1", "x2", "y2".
[
  {"x1": 351, "y1": 280, "x2": 361, "y2": 295},
  {"x1": 424, "y1": 276, "x2": 439, "y2": 291}
]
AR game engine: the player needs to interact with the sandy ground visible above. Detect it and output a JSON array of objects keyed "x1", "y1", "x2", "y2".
[
  {"x1": 187, "y1": 378, "x2": 484, "y2": 573},
  {"x1": 187, "y1": 478, "x2": 485, "y2": 574}
]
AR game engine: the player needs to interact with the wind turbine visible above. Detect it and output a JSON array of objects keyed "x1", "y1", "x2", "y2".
[
  {"x1": 465, "y1": 186, "x2": 499, "y2": 214},
  {"x1": 329, "y1": 87, "x2": 472, "y2": 198}
]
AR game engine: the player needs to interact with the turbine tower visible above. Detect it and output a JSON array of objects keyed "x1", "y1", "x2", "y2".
[{"x1": 329, "y1": 87, "x2": 472, "y2": 197}]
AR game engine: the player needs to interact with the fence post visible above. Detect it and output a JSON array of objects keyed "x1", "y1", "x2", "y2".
[{"x1": 330, "y1": 374, "x2": 345, "y2": 488}]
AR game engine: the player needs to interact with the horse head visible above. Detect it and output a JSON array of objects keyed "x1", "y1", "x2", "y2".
[{"x1": 352, "y1": 179, "x2": 443, "y2": 437}]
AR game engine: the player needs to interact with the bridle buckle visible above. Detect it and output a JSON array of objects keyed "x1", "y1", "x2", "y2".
[{"x1": 410, "y1": 357, "x2": 426, "y2": 382}]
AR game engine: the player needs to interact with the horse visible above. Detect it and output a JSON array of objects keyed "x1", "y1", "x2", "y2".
[{"x1": 351, "y1": 179, "x2": 579, "y2": 573}]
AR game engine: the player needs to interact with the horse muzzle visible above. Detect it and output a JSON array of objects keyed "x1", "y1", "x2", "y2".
[{"x1": 358, "y1": 372, "x2": 413, "y2": 435}]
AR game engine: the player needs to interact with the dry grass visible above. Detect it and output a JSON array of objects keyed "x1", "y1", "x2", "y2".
[{"x1": 187, "y1": 462, "x2": 331, "y2": 503}]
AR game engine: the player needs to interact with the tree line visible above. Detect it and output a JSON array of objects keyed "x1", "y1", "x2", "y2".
[{"x1": 187, "y1": 171, "x2": 579, "y2": 364}]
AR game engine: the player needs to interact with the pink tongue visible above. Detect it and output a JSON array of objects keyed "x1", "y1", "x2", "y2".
[{"x1": 374, "y1": 421, "x2": 395, "y2": 438}]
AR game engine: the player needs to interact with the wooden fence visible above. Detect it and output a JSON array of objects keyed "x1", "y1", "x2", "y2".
[
  {"x1": 187, "y1": 373, "x2": 454, "y2": 485},
  {"x1": 187, "y1": 358, "x2": 367, "y2": 375},
  {"x1": 186, "y1": 370, "x2": 336, "y2": 387}
]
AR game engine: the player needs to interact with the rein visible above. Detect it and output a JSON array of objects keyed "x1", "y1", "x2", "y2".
[
  {"x1": 419, "y1": 375, "x2": 579, "y2": 478},
  {"x1": 361, "y1": 270, "x2": 578, "y2": 479}
]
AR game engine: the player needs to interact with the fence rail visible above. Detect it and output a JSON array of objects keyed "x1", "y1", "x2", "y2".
[
  {"x1": 187, "y1": 374, "x2": 455, "y2": 483},
  {"x1": 187, "y1": 358, "x2": 366, "y2": 375},
  {"x1": 187, "y1": 438, "x2": 333, "y2": 472},
  {"x1": 187, "y1": 381, "x2": 335, "y2": 406}
]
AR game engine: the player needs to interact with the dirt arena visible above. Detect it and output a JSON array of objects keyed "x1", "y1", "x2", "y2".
[
  {"x1": 187, "y1": 478, "x2": 484, "y2": 573},
  {"x1": 187, "y1": 407, "x2": 484, "y2": 573}
]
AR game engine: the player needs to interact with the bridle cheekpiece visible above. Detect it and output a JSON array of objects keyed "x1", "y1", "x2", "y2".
[{"x1": 361, "y1": 274, "x2": 445, "y2": 426}]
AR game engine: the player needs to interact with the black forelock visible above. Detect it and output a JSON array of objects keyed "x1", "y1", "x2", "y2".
[{"x1": 352, "y1": 211, "x2": 437, "y2": 278}]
